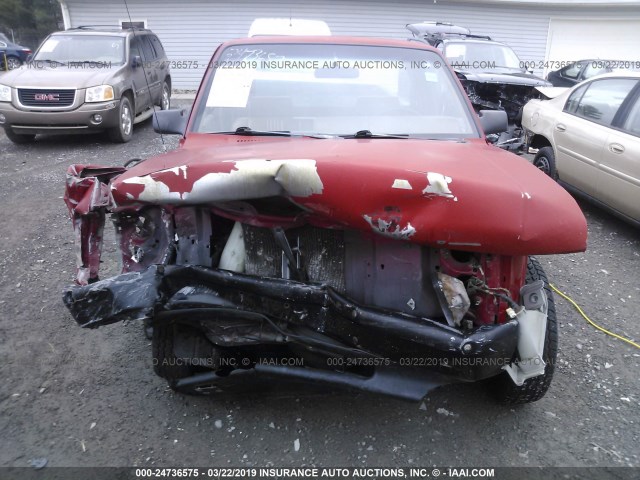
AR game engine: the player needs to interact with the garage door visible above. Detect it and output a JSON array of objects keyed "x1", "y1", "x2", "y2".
[{"x1": 545, "y1": 19, "x2": 640, "y2": 75}]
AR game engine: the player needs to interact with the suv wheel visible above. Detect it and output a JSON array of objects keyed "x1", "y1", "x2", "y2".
[
  {"x1": 160, "y1": 82, "x2": 170, "y2": 110},
  {"x1": 489, "y1": 257, "x2": 558, "y2": 405},
  {"x1": 4, "y1": 127, "x2": 35, "y2": 144},
  {"x1": 533, "y1": 146, "x2": 557, "y2": 180},
  {"x1": 108, "y1": 95, "x2": 133, "y2": 143}
]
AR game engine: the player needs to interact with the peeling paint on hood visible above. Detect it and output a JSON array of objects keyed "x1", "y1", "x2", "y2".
[
  {"x1": 423, "y1": 172, "x2": 457, "y2": 201},
  {"x1": 104, "y1": 137, "x2": 587, "y2": 255},
  {"x1": 392, "y1": 179, "x2": 413, "y2": 190},
  {"x1": 119, "y1": 158, "x2": 324, "y2": 204}
]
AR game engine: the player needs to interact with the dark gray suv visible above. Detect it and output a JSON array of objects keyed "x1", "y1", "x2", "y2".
[{"x1": 0, "y1": 26, "x2": 171, "y2": 143}]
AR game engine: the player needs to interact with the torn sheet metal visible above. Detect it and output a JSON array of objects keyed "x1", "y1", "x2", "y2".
[
  {"x1": 363, "y1": 213, "x2": 416, "y2": 240},
  {"x1": 436, "y1": 272, "x2": 471, "y2": 327},
  {"x1": 64, "y1": 165, "x2": 126, "y2": 216},
  {"x1": 64, "y1": 165, "x2": 127, "y2": 285}
]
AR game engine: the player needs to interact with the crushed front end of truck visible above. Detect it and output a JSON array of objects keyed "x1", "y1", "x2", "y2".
[{"x1": 61, "y1": 37, "x2": 587, "y2": 404}]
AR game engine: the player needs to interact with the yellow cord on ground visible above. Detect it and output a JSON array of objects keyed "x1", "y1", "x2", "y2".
[{"x1": 549, "y1": 283, "x2": 640, "y2": 350}]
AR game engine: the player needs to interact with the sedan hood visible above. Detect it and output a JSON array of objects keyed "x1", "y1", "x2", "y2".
[
  {"x1": 0, "y1": 64, "x2": 117, "y2": 88},
  {"x1": 111, "y1": 137, "x2": 587, "y2": 255}
]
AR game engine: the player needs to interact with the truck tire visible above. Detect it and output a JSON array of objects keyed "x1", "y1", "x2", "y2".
[
  {"x1": 490, "y1": 257, "x2": 558, "y2": 405},
  {"x1": 108, "y1": 96, "x2": 133, "y2": 143},
  {"x1": 152, "y1": 323, "x2": 195, "y2": 389}
]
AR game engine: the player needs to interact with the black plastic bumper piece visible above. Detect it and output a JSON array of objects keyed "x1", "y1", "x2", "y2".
[
  {"x1": 173, "y1": 364, "x2": 451, "y2": 401},
  {"x1": 63, "y1": 265, "x2": 519, "y2": 381},
  {"x1": 63, "y1": 267, "x2": 163, "y2": 328}
]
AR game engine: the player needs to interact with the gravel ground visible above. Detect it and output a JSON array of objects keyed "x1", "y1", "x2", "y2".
[{"x1": 0, "y1": 108, "x2": 638, "y2": 473}]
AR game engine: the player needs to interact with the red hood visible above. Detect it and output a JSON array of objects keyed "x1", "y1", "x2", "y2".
[{"x1": 110, "y1": 137, "x2": 587, "y2": 255}]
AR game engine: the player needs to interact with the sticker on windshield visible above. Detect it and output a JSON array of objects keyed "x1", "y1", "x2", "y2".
[
  {"x1": 206, "y1": 67, "x2": 255, "y2": 108},
  {"x1": 39, "y1": 39, "x2": 59, "y2": 53}
]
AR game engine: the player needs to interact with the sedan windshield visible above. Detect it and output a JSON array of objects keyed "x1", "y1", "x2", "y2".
[
  {"x1": 191, "y1": 43, "x2": 479, "y2": 139},
  {"x1": 34, "y1": 35, "x2": 125, "y2": 65}
]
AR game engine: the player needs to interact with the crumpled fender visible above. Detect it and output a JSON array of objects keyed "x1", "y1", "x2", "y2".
[{"x1": 64, "y1": 165, "x2": 126, "y2": 285}]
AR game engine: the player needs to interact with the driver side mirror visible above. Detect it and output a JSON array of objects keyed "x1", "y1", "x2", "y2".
[
  {"x1": 153, "y1": 108, "x2": 189, "y2": 135},
  {"x1": 131, "y1": 55, "x2": 142, "y2": 68},
  {"x1": 478, "y1": 110, "x2": 508, "y2": 135}
]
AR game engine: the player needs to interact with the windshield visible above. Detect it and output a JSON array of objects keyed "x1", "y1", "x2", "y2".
[
  {"x1": 444, "y1": 42, "x2": 522, "y2": 70},
  {"x1": 191, "y1": 43, "x2": 479, "y2": 139},
  {"x1": 34, "y1": 35, "x2": 125, "y2": 65}
]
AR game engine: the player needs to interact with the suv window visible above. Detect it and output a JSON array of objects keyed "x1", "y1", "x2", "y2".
[
  {"x1": 566, "y1": 78, "x2": 637, "y2": 126},
  {"x1": 139, "y1": 35, "x2": 156, "y2": 61},
  {"x1": 149, "y1": 35, "x2": 165, "y2": 58},
  {"x1": 130, "y1": 36, "x2": 142, "y2": 61}
]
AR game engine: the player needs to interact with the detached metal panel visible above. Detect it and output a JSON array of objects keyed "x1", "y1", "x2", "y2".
[{"x1": 62, "y1": 0, "x2": 640, "y2": 90}]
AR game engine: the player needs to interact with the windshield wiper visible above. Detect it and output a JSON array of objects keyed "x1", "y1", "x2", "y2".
[
  {"x1": 38, "y1": 59, "x2": 67, "y2": 66},
  {"x1": 73, "y1": 60, "x2": 106, "y2": 64},
  {"x1": 234, "y1": 127, "x2": 293, "y2": 136},
  {"x1": 212, "y1": 127, "x2": 330, "y2": 138},
  {"x1": 341, "y1": 130, "x2": 409, "y2": 139}
]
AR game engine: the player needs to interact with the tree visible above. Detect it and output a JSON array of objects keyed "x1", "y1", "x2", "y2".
[{"x1": 0, "y1": 0, "x2": 62, "y2": 49}]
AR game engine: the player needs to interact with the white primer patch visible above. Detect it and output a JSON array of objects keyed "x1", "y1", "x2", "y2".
[
  {"x1": 161, "y1": 165, "x2": 188, "y2": 179},
  {"x1": 392, "y1": 179, "x2": 413, "y2": 190},
  {"x1": 122, "y1": 175, "x2": 183, "y2": 202},
  {"x1": 423, "y1": 172, "x2": 457, "y2": 201},
  {"x1": 122, "y1": 158, "x2": 323, "y2": 203}
]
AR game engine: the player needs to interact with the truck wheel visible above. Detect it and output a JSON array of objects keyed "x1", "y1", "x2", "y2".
[
  {"x1": 4, "y1": 127, "x2": 35, "y2": 144},
  {"x1": 533, "y1": 146, "x2": 557, "y2": 180},
  {"x1": 490, "y1": 257, "x2": 558, "y2": 405},
  {"x1": 152, "y1": 323, "x2": 195, "y2": 389},
  {"x1": 108, "y1": 96, "x2": 133, "y2": 143}
]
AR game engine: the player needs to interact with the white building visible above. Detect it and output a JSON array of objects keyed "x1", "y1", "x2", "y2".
[{"x1": 58, "y1": 0, "x2": 640, "y2": 90}]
